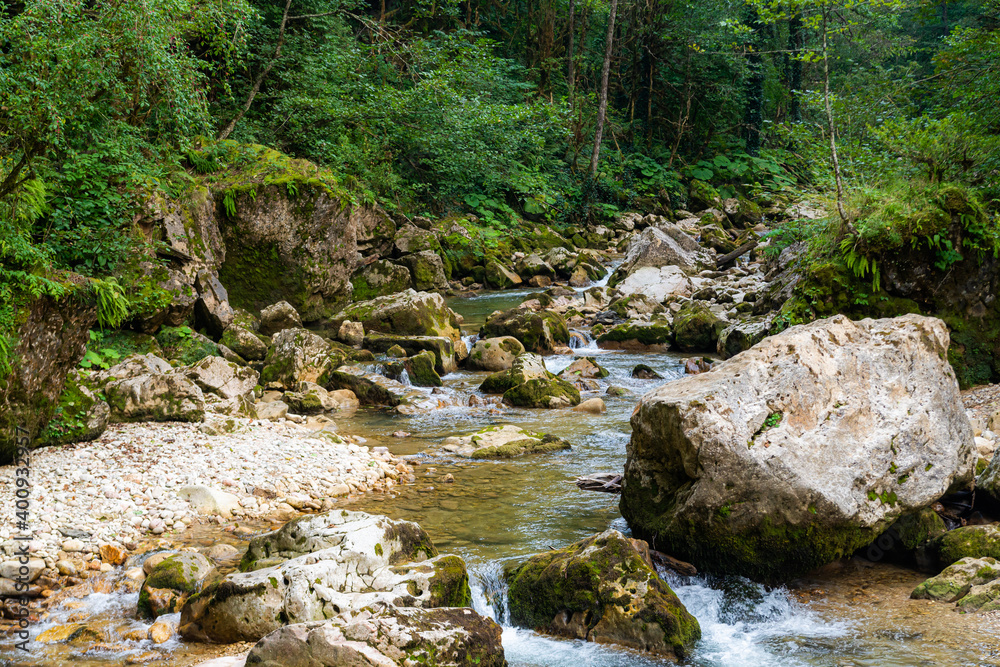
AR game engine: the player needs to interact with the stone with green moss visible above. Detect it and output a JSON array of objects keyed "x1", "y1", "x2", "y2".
[
  {"x1": 259, "y1": 328, "x2": 343, "y2": 390},
  {"x1": 219, "y1": 323, "x2": 268, "y2": 361},
  {"x1": 398, "y1": 250, "x2": 449, "y2": 292},
  {"x1": 39, "y1": 370, "x2": 110, "y2": 446},
  {"x1": 934, "y1": 525, "x2": 1000, "y2": 567},
  {"x1": 504, "y1": 529, "x2": 700, "y2": 659},
  {"x1": 435, "y1": 424, "x2": 571, "y2": 459},
  {"x1": 405, "y1": 350, "x2": 442, "y2": 387},
  {"x1": 479, "y1": 307, "x2": 570, "y2": 354},
  {"x1": 504, "y1": 377, "x2": 580, "y2": 409},
  {"x1": 484, "y1": 260, "x2": 522, "y2": 289},
  {"x1": 350, "y1": 260, "x2": 412, "y2": 301},
  {"x1": 139, "y1": 552, "x2": 216, "y2": 619},
  {"x1": 155, "y1": 326, "x2": 220, "y2": 366},
  {"x1": 478, "y1": 352, "x2": 549, "y2": 395},
  {"x1": 597, "y1": 321, "x2": 673, "y2": 350},
  {"x1": 911, "y1": 556, "x2": 999, "y2": 603},
  {"x1": 672, "y1": 301, "x2": 727, "y2": 352},
  {"x1": 332, "y1": 289, "x2": 464, "y2": 352},
  {"x1": 955, "y1": 577, "x2": 1000, "y2": 612}
]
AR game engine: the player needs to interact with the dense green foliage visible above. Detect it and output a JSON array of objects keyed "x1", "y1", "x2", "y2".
[{"x1": 0, "y1": 0, "x2": 997, "y2": 374}]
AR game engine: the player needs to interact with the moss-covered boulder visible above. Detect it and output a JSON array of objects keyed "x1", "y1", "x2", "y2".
[
  {"x1": 717, "y1": 318, "x2": 770, "y2": 359},
  {"x1": 558, "y1": 357, "x2": 609, "y2": 380},
  {"x1": 934, "y1": 525, "x2": 1000, "y2": 567},
  {"x1": 504, "y1": 530, "x2": 700, "y2": 659},
  {"x1": 181, "y1": 511, "x2": 471, "y2": 644},
  {"x1": 672, "y1": 301, "x2": 727, "y2": 352},
  {"x1": 259, "y1": 300, "x2": 302, "y2": 336},
  {"x1": 399, "y1": 250, "x2": 449, "y2": 292},
  {"x1": 363, "y1": 333, "x2": 459, "y2": 374},
  {"x1": 219, "y1": 323, "x2": 268, "y2": 361},
  {"x1": 504, "y1": 377, "x2": 581, "y2": 409},
  {"x1": 105, "y1": 373, "x2": 206, "y2": 423},
  {"x1": 351, "y1": 260, "x2": 413, "y2": 300},
  {"x1": 597, "y1": 321, "x2": 672, "y2": 351},
  {"x1": 332, "y1": 290, "x2": 463, "y2": 351},
  {"x1": 978, "y1": 453, "x2": 1000, "y2": 509},
  {"x1": 405, "y1": 350, "x2": 443, "y2": 387},
  {"x1": 244, "y1": 606, "x2": 506, "y2": 667},
  {"x1": 911, "y1": 556, "x2": 1000, "y2": 603},
  {"x1": 324, "y1": 365, "x2": 411, "y2": 406},
  {"x1": 260, "y1": 328, "x2": 343, "y2": 390},
  {"x1": 955, "y1": 577, "x2": 1000, "y2": 612},
  {"x1": 393, "y1": 225, "x2": 441, "y2": 256},
  {"x1": 485, "y1": 260, "x2": 522, "y2": 289},
  {"x1": 479, "y1": 307, "x2": 570, "y2": 355},
  {"x1": 466, "y1": 336, "x2": 525, "y2": 372},
  {"x1": 435, "y1": 424, "x2": 571, "y2": 458},
  {"x1": 139, "y1": 552, "x2": 217, "y2": 619},
  {"x1": 621, "y1": 314, "x2": 977, "y2": 580},
  {"x1": 479, "y1": 352, "x2": 549, "y2": 394}
]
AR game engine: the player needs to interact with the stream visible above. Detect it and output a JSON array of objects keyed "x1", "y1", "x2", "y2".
[{"x1": 2, "y1": 285, "x2": 999, "y2": 666}]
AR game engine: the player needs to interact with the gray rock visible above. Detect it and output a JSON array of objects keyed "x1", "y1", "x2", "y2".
[
  {"x1": 337, "y1": 320, "x2": 365, "y2": 347},
  {"x1": 610, "y1": 224, "x2": 713, "y2": 286},
  {"x1": 220, "y1": 324, "x2": 268, "y2": 361},
  {"x1": 911, "y1": 557, "x2": 1000, "y2": 603},
  {"x1": 194, "y1": 269, "x2": 235, "y2": 338},
  {"x1": 178, "y1": 485, "x2": 242, "y2": 518},
  {"x1": 621, "y1": 314, "x2": 977, "y2": 580},
  {"x1": 399, "y1": 250, "x2": 449, "y2": 291},
  {"x1": 105, "y1": 374, "x2": 205, "y2": 423},
  {"x1": 260, "y1": 301, "x2": 303, "y2": 336},
  {"x1": 182, "y1": 355, "x2": 259, "y2": 400},
  {"x1": 466, "y1": 337, "x2": 525, "y2": 372},
  {"x1": 717, "y1": 318, "x2": 770, "y2": 359},
  {"x1": 260, "y1": 328, "x2": 339, "y2": 390},
  {"x1": 351, "y1": 260, "x2": 412, "y2": 299},
  {"x1": 256, "y1": 401, "x2": 289, "y2": 421}
]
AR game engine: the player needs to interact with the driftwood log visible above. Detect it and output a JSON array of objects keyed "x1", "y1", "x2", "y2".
[
  {"x1": 574, "y1": 472, "x2": 621, "y2": 493},
  {"x1": 716, "y1": 239, "x2": 758, "y2": 268},
  {"x1": 650, "y1": 549, "x2": 698, "y2": 577}
]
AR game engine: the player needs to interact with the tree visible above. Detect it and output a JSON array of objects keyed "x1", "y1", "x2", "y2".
[{"x1": 590, "y1": 0, "x2": 618, "y2": 177}]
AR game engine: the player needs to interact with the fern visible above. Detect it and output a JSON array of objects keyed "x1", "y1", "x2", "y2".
[
  {"x1": 223, "y1": 190, "x2": 237, "y2": 217},
  {"x1": 840, "y1": 237, "x2": 881, "y2": 292},
  {"x1": 91, "y1": 277, "x2": 130, "y2": 329}
]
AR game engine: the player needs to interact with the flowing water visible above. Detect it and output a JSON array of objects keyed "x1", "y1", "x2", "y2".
[{"x1": 3, "y1": 283, "x2": 999, "y2": 666}]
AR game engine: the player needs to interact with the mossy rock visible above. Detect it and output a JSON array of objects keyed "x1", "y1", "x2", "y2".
[
  {"x1": 911, "y1": 556, "x2": 1000, "y2": 603},
  {"x1": 139, "y1": 552, "x2": 216, "y2": 619},
  {"x1": 504, "y1": 530, "x2": 700, "y2": 659},
  {"x1": 479, "y1": 308, "x2": 570, "y2": 354},
  {"x1": 38, "y1": 370, "x2": 109, "y2": 446},
  {"x1": 351, "y1": 260, "x2": 412, "y2": 301},
  {"x1": 934, "y1": 525, "x2": 1000, "y2": 567},
  {"x1": 503, "y1": 377, "x2": 580, "y2": 409},
  {"x1": 428, "y1": 554, "x2": 473, "y2": 607},
  {"x1": 672, "y1": 302, "x2": 726, "y2": 352},
  {"x1": 597, "y1": 322, "x2": 673, "y2": 349},
  {"x1": 155, "y1": 326, "x2": 220, "y2": 366},
  {"x1": 404, "y1": 350, "x2": 442, "y2": 387}
]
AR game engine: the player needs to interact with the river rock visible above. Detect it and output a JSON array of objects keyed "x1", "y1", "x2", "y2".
[
  {"x1": 325, "y1": 366, "x2": 410, "y2": 406},
  {"x1": 597, "y1": 321, "x2": 672, "y2": 351},
  {"x1": 672, "y1": 301, "x2": 727, "y2": 352},
  {"x1": 332, "y1": 290, "x2": 464, "y2": 351},
  {"x1": 260, "y1": 328, "x2": 342, "y2": 390},
  {"x1": 978, "y1": 454, "x2": 1000, "y2": 508},
  {"x1": 220, "y1": 324, "x2": 268, "y2": 361},
  {"x1": 934, "y1": 525, "x2": 1000, "y2": 566},
  {"x1": 479, "y1": 307, "x2": 570, "y2": 355},
  {"x1": 139, "y1": 552, "x2": 217, "y2": 618},
  {"x1": 614, "y1": 266, "x2": 694, "y2": 303},
  {"x1": 405, "y1": 350, "x2": 442, "y2": 387},
  {"x1": 181, "y1": 511, "x2": 471, "y2": 643},
  {"x1": 399, "y1": 250, "x2": 449, "y2": 291},
  {"x1": 558, "y1": 357, "x2": 609, "y2": 380},
  {"x1": 244, "y1": 605, "x2": 506, "y2": 667},
  {"x1": 104, "y1": 374, "x2": 206, "y2": 423},
  {"x1": 479, "y1": 353, "x2": 549, "y2": 393},
  {"x1": 260, "y1": 301, "x2": 303, "y2": 336},
  {"x1": 466, "y1": 336, "x2": 525, "y2": 372},
  {"x1": 955, "y1": 577, "x2": 1000, "y2": 612},
  {"x1": 351, "y1": 260, "x2": 412, "y2": 300},
  {"x1": 337, "y1": 320, "x2": 366, "y2": 347},
  {"x1": 573, "y1": 397, "x2": 606, "y2": 414},
  {"x1": 504, "y1": 530, "x2": 700, "y2": 659},
  {"x1": 620, "y1": 314, "x2": 977, "y2": 580},
  {"x1": 91, "y1": 353, "x2": 172, "y2": 388},
  {"x1": 363, "y1": 333, "x2": 458, "y2": 374},
  {"x1": 282, "y1": 382, "x2": 355, "y2": 414},
  {"x1": 179, "y1": 485, "x2": 242, "y2": 518},
  {"x1": 182, "y1": 355, "x2": 259, "y2": 400},
  {"x1": 485, "y1": 260, "x2": 522, "y2": 289},
  {"x1": 911, "y1": 557, "x2": 1000, "y2": 603},
  {"x1": 610, "y1": 224, "x2": 713, "y2": 286},
  {"x1": 194, "y1": 269, "x2": 235, "y2": 337},
  {"x1": 256, "y1": 400, "x2": 289, "y2": 421},
  {"x1": 393, "y1": 225, "x2": 440, "y2": 255},
  {"x1": 717, "y1": 318, "x2": 770, "y2": 359},
  {"x1": 436, "y1": 424, "x2": 571, "y2": 458},
  {"x1": 478, "y1": 354, "x2": 581, "y2": 409}
]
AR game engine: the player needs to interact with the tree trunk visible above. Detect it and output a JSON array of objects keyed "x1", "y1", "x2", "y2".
[
  {"x1": 822, "y1": 6, "x2": 849, "y2": 227},
  {"x1": 567, "y1": 0, "x2": 575, "y2": 109},
  {"x1": 743, "y1": 6, "x2": 764, "y2": 156},
  {"x1": 787, "y1": 12, "x2": 802, "y2": 122},
  {"x1": 216, "y1": 0, "x2": 294, "y2": 141},
  {"x1": 589, "y1": 0, "x2": 618, "y2": 177}
]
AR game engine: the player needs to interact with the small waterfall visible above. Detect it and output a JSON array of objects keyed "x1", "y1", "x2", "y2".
[
  {"x1": 471, "y1": 560, "x2": 510, "y2": 625},
  {"x1": 463, "y1": 333, "x2": 478, "y2": 354},
  {"x1": 399, "y1": 369, "x2": 412, "y2": 387}
]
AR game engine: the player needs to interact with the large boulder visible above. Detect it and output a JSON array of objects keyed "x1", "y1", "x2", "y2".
[
  {"x1": 0, "y1": 285, "x2": 98, "y2": 464},
  {"x1": 620, "y1": 314, "x2": 977, "y2": 580},
  {"x1": 139, "y1": 552, "x2": 217, "y2": 619},
  {"x1": 479, "y1": 354, "x2": 581, "y2": 409},
  {"x1": 363, "y1": 333, "x2": 459, "y2": 374},
  {"x1": 181, "y1": 511, "x2": 471, "y2": 643},
  {"x1": 325, "y1": 366, "x2": 411, "y2": 406},
  {"x1": 350, "y1": 260, "x2": 412, "y2": 301},
  {"x1": 717, "y1": 318, "x2": 770, "y2": 359},
  {"x1": 504, "y1": 530, "x2": 700, "y2": 659},
  {"x1": 609, "y1": 224, "x2": 712, "y2": 286},
  {"x1": 259, "y1": 301, "x2": 302, "y2": 336},
  {"x1": 181, "y1": 356, "x2": 259, "y2": 400},
  {"x1": 219, "y1": 323, "x2": 268, "y2": 361},
  {"x1": 105, "y1": 374, "x2": 206, "y2": 423},
  {"x1": 613, "y1": 266, "x2": 694, "y2": 303},
  {"x1": 332, "y1": 290, "x2": 463, "y2": 351},
  {"x1": 934, "y1": 525, "x2": 1000, "y2": 566},
  {"x1": 244, "y1": 605, "x2": 506, "y2": 667},
  {"x1": 404, "y1": 350, "x2": 442, "y2": 387},
  {"x1": 466, "y1": 336, "x2": 525, "y2": 372},
  {"x1": 597, "y1": 321, "x2": 672, "y2": 351},
  {"x1": 484, "y1": 260, "x2": 522, "y2": 289},
  {"x1": 260, "y1": 328, "x2": 343, "y2": 390},
  {"x1": 911, "y1": 557, "x2": 1000, "y2": 603},
  {"x1": 399, "y1": 250, "x2": 449, "y2": 291},
  {"x1": 479, "y1": 308, "x2": 569, "y2": 355}
]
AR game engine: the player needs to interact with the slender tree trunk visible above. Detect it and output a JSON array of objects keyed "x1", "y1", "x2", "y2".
[
  {"x1": 743, "y1": 6, "x2": 764, "y2": 156},
  {"x1": 217, "y1": 0, "x2": 293, "y2": 141},
  {"x1": 787, "y1": 12, "x2": 802, "y2": 122},
  {"x1": 822, "y1": 6, "x2": 849, "y2": 227},
  {"x1": 589, "y1": 0, "x2": 618, "y2": 177},
  {"x1": 567, "y1": 0, "x2": 575, "y2": 109}
]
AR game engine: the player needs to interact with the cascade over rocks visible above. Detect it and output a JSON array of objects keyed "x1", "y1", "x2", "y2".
[
  {"x1": 363, "y1": 333, "x2": 459, "y2": 374},
  {"x1": 621, "y1": 314, "x2": 977, "y2": 580},
  {"x1": 479, "y1": 353, "x2": 581, "y2": 409},
  {"x1": 479, "y1": 307, "x2": 570, "y2": 355},
  {"x1": 332, "y1": 290, "x2": 464, "y2": 352},
  {"x1": 503, "y1": 530, "x2": 700, "y2": 659},
  {"x1": 180, "y1": 510, "x2": 473, "y2": 644}
]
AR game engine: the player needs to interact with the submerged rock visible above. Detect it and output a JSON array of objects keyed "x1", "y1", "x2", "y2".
[
  {"x1": 245, "y1": 605, "x2": 506, "y2": 667},
  {"x1": 504, "y1": 529, "x2": 700, "y2": 659},
  {"x1": 479, "y1": 353, "x2": 580, "y2": 409},
  {"x1": 436, "y1": 424, "x2": 571, "y2": 458},
  {"x1": 181, "y1": 511, "x2": 471, "y2": 643},
  {"x1": 621, "y1": 314, "x2": 977, "y2": 580}
]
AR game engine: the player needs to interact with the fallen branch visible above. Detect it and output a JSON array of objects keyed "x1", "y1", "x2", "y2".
[
  {"x1": 574, "y1": 472, "x2": 621, "y2": 493},
  {"x1": 717, "y1": 239, "x2": 758, "y2": 268}
]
